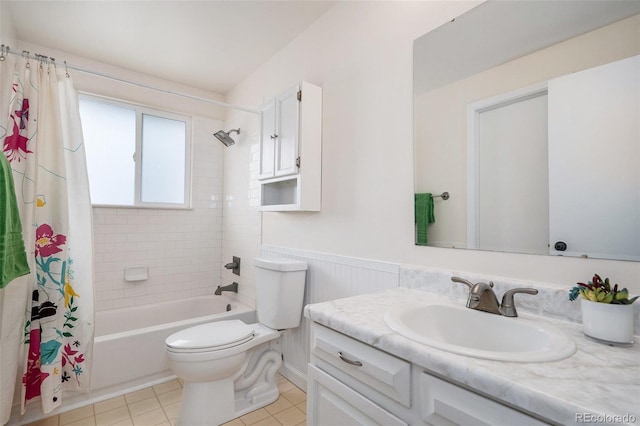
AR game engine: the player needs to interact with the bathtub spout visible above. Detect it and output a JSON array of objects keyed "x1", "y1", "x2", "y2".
[{"x1": 215, "y1": 282, "x2": 238, "y2": 295}]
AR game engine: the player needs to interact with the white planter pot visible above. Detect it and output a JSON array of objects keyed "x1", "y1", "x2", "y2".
[{"x1": 581, "y1": 299, "x2": 634, "y2": 346}]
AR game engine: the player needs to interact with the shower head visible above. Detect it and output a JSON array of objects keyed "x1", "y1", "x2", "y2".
[{"x1": 213, "y1": 128, "x2": 240, "y2": 147}]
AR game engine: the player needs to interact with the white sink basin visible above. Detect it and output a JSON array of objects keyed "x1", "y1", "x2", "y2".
[{"x1": 384, "y1": 303, "x2": 576, "y2": 362}]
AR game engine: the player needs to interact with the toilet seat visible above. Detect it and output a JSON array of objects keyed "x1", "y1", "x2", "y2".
[{"x1": 166, "y1": 320, "x2": 255, "y2": 354}]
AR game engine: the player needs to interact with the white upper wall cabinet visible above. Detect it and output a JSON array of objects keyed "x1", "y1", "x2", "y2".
[{"x1": 259, "y1": 81, "x2": 322, "y2": 211}]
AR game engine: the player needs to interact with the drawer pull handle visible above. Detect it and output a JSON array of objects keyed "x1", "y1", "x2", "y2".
[{"x1": 338, "y1": 352, "x2": 363, "y2": 366}]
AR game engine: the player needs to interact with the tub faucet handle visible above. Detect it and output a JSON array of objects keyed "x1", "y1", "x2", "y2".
[{"x1": 224, "y1": 256, "x2": 241, "y2": 276}]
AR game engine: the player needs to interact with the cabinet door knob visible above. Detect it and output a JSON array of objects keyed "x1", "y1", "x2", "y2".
[
  {"x1": 270, "y1": 134, "x2": 278, "y2": 139},
  {"x1": 338, "y1": 351, "x2": 363, "y2": 366}
]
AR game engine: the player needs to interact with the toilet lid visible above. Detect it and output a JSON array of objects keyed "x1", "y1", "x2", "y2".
[{"x1": 165, "y1": 320, "x2": 255, "y2": 351}]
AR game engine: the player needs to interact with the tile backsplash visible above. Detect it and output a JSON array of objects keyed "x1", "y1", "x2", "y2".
[{"x1": 399, "y1": 264, "x2": 640, "y2": 335}]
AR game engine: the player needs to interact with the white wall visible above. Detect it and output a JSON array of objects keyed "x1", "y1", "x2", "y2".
[
  {"x1": 227, "y1": 1, "x2": 640, "y2": 293},
  {"x1": 0, "y1": 1, "x2": 16, "y2": 46}
]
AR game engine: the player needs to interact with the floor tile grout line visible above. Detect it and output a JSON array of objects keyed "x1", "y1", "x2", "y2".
[{"x1": 28, "y1": 377, "x2": 304, "y2": 426}]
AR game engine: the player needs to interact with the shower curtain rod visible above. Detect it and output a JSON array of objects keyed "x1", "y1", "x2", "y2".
[{"x1": 0, "y1": 45, "x2": 260, "y2": 115}]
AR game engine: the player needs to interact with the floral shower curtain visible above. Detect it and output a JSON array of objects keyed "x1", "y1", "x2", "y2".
[{"x1": 0, "y1": 52, "x2": 94, "y2": 422}]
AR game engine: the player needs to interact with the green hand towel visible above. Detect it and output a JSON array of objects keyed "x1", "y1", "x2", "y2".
[
  {"x1": 415, "y1": 193, "x2": 435, "y2": 246},
  {"x1": 1, "y1": 153, "x2": 30, "y2": 288}
]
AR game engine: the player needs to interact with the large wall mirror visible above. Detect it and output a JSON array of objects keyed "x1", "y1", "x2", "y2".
[{"x1": 414, "y1": 1, "x2": 640, "y2": 261}]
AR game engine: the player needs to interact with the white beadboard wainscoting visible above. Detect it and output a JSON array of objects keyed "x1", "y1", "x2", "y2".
[{"x1": 260, "y1": 246, "x2": 400, "y2": 390}]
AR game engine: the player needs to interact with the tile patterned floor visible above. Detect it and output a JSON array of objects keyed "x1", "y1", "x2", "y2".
[{"x1": 25, "y1": 375, "x2": 306, "y2": 426}]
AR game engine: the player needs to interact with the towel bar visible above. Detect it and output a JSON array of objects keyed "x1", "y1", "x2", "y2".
[{"x1": 433, "y1": 192, "x2": 450, "y2": 200}]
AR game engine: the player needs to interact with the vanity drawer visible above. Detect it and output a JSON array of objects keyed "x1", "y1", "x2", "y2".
[
  {"x1": 307, "y1": 365, "x2": 408, "y2": 426},
  {"x1": 311, "y1": 323, "x2": 411, "y2": 407}
]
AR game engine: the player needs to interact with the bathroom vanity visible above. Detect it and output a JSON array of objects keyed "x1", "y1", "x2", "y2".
[{"x1": 305, "y1": 288, "x2": 640, "y2": 425}]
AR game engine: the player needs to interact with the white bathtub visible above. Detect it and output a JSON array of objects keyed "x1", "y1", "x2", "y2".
[
  {"x1": 92, "y1": 295, "x2": 255, "y2": 396},
  {"x1": 9, "y1": 295, "x2": 256, "y2": 425}
]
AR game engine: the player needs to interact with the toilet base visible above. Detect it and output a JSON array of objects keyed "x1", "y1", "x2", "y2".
[
  {"x1": 178, "y1": 379, "x2": 235, "y2": 426},
  {"x1": 176, "y1": 339, "x2": 283, "y2": 426}
]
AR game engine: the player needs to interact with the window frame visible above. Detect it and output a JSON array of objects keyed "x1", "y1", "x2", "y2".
[{"x1": 79, "y1": 93, "x2": 193, "y2": 209}]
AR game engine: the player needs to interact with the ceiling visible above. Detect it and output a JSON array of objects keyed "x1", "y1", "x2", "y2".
[{"x1": 4, "y1": 1, "x2": 337, "y2": 95}]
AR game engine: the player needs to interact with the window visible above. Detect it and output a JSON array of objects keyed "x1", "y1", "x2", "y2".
[{"x1": 79, "y1": 96, "x2": 191, "y2": 207}]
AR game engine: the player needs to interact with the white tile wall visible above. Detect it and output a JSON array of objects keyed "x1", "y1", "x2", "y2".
[
  {"x1": 219, "y1": 110, "x2": 262, "y2": 309},
  {"x1": 92, "y1": 116, "x2": 225, "y2": 311}
]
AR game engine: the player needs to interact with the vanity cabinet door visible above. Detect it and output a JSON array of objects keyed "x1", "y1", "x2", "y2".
[
  {"x1": 307, "y1": 365, "x2": 408, "y2": 426},
  {"x1": 419, "y1": 372, "x2": 547, "y2": 426}
]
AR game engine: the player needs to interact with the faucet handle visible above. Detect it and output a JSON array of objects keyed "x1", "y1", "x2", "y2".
[
  {"x1": 500, "y1": 288, "x2": 538, "y2": 317},
  {"x1": 451, "y1": 277, "x2": 494, "y2": 289},
  {"x1": 451, "y1": 276, "x2": 473, "y2": 289}
]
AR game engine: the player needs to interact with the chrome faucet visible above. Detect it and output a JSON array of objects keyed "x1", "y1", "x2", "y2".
[
  {"x1": 214, "y1": 282, "x2": 238, "y2": 295},
  {"x1": 452, "y1": 277, "x2": 501, "y2": 314},
  {"x1": 451, "y1": 277, "x2": 538, "y2": 317}
]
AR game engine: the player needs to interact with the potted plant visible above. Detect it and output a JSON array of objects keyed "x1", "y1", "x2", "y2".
[{"x1": 569, "y1": 274, "x2": 638, "y2": 346}]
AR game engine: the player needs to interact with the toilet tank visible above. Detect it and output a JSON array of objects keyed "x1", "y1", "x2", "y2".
[{"x1": 254, "y1": 257, "x2": 308, "y2": 329}]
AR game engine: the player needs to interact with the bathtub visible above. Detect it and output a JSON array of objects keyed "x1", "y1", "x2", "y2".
[
  {"x1": 91, "y1": 295, "x2": 255, "y2": 396},
  {"x1": 9, "y1": 295, "x2": 256, "y2": 425}
]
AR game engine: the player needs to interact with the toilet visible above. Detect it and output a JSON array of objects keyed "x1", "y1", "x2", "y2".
[{"x1": 165, "y1": 257, "x2": 307, "y2": 426}]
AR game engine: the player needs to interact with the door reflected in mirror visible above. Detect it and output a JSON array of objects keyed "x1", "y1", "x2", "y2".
[{"x1": 413, "y1": 1, "x2": 640, "y2": 261}]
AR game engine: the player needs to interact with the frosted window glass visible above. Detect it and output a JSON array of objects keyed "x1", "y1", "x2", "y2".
[
  {"x1": 79, "y1": 99, "x2": 135, "y2": 205},
  {"x1": 141, "y1": 114, "x2": 186, "y2": 204}
]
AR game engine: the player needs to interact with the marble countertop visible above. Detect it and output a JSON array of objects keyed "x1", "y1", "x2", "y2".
[{"x1": 304, "y1": 287, "x2": 640, "y2": 425}]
